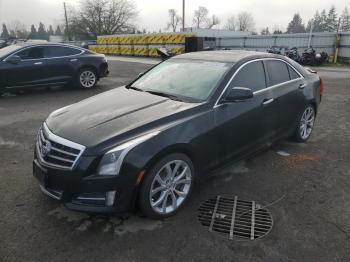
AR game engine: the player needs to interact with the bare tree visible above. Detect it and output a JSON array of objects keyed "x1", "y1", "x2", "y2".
[
  {"x1": 167, "y1": 9, "x2": 182, "y2": 32},
  {"x1": 70, "y1": 0, "x2": 138, "y2": 36},
  {"x1": 193, "y1": 6, "x2": 209, "y2": 28},
  {"x1": 225, "y1": 16, "x2": 236, "y2": 31},
  {"x1": 237, "y1": 11, "x2": 255, "y2": 32},
  {"x1": 207, "y1": 15, "x2": 220, "y2": 29},
  {"x1": 7, "y1": 20, "x2": 28, "y2": 38}
]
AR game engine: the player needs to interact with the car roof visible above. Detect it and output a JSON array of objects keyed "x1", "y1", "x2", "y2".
[
  {"x1": 14, "y1": 42, "x2": 83, "y2": 49},
  {"x1": 173, "y1": 50, "x2": 284, "y2": 63}
]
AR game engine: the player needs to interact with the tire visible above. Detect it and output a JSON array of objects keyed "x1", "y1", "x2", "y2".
[
  {"x1": 292, "y1": 105, "x2": 316, "y2": 142},
  {"x1": 138, "y1": 153, "x2": 195, "y2": 219},
  {"x1": 77, "y1": 68, "x2": 98, "y2": 89}
]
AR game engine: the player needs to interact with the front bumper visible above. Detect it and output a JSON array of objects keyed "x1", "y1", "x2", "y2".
[
  {"x1": 99, "y1": 62, "x2": 109, "y2": 78},
  {"x1": 33, "y1": 158, "x2": 137, "y2": 214}
]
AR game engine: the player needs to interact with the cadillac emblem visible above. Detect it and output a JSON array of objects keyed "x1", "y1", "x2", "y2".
[{"x1": 41, "y1": 140, "x2": 52, "y2": 157}]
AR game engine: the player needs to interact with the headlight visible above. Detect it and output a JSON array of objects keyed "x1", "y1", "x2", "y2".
[{"x1": 98, "y1": 131, "x2": 160, "y2": 176}]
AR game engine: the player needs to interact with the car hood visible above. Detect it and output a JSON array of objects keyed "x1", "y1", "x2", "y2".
[{"x1": 46, "y1": 87, "x2": 198, "y2": 147}]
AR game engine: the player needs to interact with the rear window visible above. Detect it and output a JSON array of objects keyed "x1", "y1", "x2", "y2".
[
  {"x1": 265, "y1": 60, "x2": 290, "y2": 86},
  {"x1": 287, "y1": 65, "x2": 300, "y2": 80},
  {"x1": 44, "y1": 46, "x2": 82, "y2": 58},
  {"x1": 230, "y1": 61, "x2": 266, "y2": 92}
]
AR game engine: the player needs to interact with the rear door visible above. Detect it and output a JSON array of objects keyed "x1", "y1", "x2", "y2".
[
  {"x1": 264, "y1": 60, "x2": 306, "y2": 135},
  {"x1": 213, "y1": 60, "x2": 277, "y2": 165},
  {"x1": 5, "y1": 46, "x2": 46, "y2": 88},
  {"x1": 43, "y1": 46, "x2": 83, "y2": 84}
]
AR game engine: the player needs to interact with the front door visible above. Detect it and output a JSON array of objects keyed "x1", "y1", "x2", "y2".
[
  {"x1": 213, "y1": 60, "x2": 278, "y2": 165},
  {"x1": 5, "y1": 46, "x2": 47, "y2": 88}
]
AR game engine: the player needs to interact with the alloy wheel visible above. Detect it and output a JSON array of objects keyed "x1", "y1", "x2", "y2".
[
  {"x1": 149, "y1": 160, "x2": 192, "y2": 214},
  {"x1": 299, "y1": 106, "x2": 315, "y2": 140},
  {"x1": 79, "y1": 70, "x2": 96, "y2": 88}
]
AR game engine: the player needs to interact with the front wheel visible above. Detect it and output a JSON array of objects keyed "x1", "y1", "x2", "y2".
[
  {"x1": 77, "y1": 68, "x2": 97, "y2": 89},
  {"x1": 138, "y1": 153, "x2": 195, "y2": 219},
  {"x1": 293, "y1": 105, "x2": 316, "y2": 142}
]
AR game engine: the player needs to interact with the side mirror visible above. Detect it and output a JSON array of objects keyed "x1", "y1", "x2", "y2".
[
  {"x1": 222, "y1": 87, "x2": 253, "y2": 102},
  {"x1": 6, "y1": 55, "x2": 21, "y2": 64}
]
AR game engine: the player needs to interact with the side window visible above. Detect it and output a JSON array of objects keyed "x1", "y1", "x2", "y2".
[
  {"x1": 44, "y1": 46, "x2": 82, "y2": 58},
  {"x1": 230, "y1": 61, "x2": 266, "y2": 92},
  {"x1": 16, "y1": 47, "x2": 44, "y2": 60},
  {"x1": 265, "y1": 60, "x2": 290, "y2": 86},
  {"x1": 287, "y1": 65, "x2": 300, "y2": 80}
]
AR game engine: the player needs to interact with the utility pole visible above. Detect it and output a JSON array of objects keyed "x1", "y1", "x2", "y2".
[
  {"x1": 182, "y1": 0, "x2": 185, "y2": 32},
  {"x1": 63, "y1": 2, "x2": 70, "y2": 41},
  {"x1": 307, "y1": 19, "x2": 314, "y2": 48},
  {"x1": 334, "y1": 17, "x2": 342, "y2": 64}
]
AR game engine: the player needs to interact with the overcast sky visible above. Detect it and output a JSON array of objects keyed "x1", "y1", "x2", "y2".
[{"x1": 0, "y1": 0, "x2": 349, "y2": 32}]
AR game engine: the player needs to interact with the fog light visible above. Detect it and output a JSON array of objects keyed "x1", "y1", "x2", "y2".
[{"x1": 106, "y1": 191, "x2": 116, "y2": 207}]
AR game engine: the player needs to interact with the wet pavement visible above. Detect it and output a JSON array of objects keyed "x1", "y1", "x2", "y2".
[{"x1": 0, "y1": 61, "x2": 349, "y2": 262}]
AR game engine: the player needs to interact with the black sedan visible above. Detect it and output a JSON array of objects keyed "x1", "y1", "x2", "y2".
[
  {"x1": 33, "y1": 50, "x2": 323, "y2": 219},
  {"x1": 0, "y1": 43, "x2": 108, "y2": 95}
]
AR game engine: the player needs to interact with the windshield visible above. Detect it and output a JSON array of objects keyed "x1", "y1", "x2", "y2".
[
  {"x1": 0, "y1": 45, "x2": 22, "y2": 58},
  {"x1": 131, "y1": 59, "x2": 231, "y2": 102}
]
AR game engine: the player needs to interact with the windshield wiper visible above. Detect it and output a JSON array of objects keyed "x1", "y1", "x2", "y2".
[
  {"x1": 126, "y1": 85, "x2": 144, "y2": 92},
  {"x1": 144, "y1": 90, "x2": 184, "y2": 102}
]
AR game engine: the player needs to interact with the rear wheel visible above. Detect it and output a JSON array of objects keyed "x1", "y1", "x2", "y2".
[
  {"x1": 293, "y1": 105, "x2": 316, "y2": 142},
  {"x1": 138, "y1": 153, "x2": 195, "y2": 219},
  {"x1": 77, "y1": 68, "x2": 97, "y2": 89}
]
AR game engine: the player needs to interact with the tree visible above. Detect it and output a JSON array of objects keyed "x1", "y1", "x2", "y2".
[
  {"x1": 193, "y1": 6, "x2": 209, "y2": 28},
  {"x1": 261, "y1": 27, "x2": 270, "y2": 35},
  {"x1": 70, "y1": 0, "x2": 138, "y2": 36},
  {"x1": 273, "y1": 29, "x2": 283, "y2": 34},
  {"x1": 48, "y1": 25, "x2": 54, "y2": 36},
  {"x1": 29, "y1": 25, "x2": 37, "y2": 39},
  {"x1": 7, "y1": 20, "x2": 27, "y2": 38},
  {"x1": 307, "y1": 11, "x2": 323, "y2": 32},
  {"x1": 320, "y1": 9, "x2": 328, "y2": 32},
  {"x1": 286, "y1": 13, "x2": 306, "y2": 33},
  {"x1": 167, "y1": 9, "x2": 181, "y2": 32},
  {"x1": 55, "y1": 25, "x2": 62, "y2": 35},
  {"x1": 237, "y1": 11, "x2": 255, "y2": 32},
  {"x1": 340, "y1": 7, "x2": 350, "y2": 31},
  {"x1": 326, "y1": 5, "x2": 338, "y2": 32},
  {"x1": 1, "y1": 24, "x2": 10, "y2": 39},
  {"x1": 37, "y1": 22, "x2": 48, "y2": 40},
  {"x1": 225, "y1": 16, "x2": 236, "y2": 31},
  {"x1": 207, "y1": 15, "x2": 220, "y2": 29}
]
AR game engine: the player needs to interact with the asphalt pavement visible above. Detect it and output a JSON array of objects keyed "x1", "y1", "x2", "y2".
[{"x1": 0, "y1": 60, "x2": 349, "y2": 262}]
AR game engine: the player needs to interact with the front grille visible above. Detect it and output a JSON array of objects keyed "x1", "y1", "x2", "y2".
[{"x1": 36, "y1": 123, "x2": 85, "y2": 170}]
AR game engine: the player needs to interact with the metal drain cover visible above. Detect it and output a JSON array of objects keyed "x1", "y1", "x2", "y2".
[{"x1": 198, "y1": 196, "x2": 273, "y2": 240}]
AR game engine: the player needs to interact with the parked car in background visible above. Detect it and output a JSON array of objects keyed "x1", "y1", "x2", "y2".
[
  {"x1": 0, "y1": 43, "x2": 109, "y2": 95},
  {"x1": 33, "y1": 51, "x2": 323, "y2": 219}
]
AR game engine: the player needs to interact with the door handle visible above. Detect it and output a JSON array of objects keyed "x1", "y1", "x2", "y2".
[
  {"x1": 70, "y1": 59, "x2": 78, "y2": 62},
  {"x1": 299, "y1": 83, "x2": 307, "y2": 89},
  {"x1": 34, "y1": 62, "x2": 43, "y2": 65},
  {"x1": 262, "y1": 98, "x2": 274, "y2": 105}
]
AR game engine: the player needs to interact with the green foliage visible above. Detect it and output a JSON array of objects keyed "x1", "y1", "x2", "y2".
[
  {"x1": 1, "y1": 24, "x2": 10, "y2": 39},
  {"x1": 286, "y1": 13, "x2": 306, "y2": 33}
]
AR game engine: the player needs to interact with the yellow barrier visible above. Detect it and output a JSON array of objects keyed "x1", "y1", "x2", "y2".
[
  {"x1": 120, "y1": 45, "x2": 134, "y2": 56},
  {"x1": 108, "y1": 45, "x2": 120, "y2": 55},
  {"x1": 94, "y1": 33, "x2": 194, "y2": 57},
  {"x1": 134, "y1": 46, "x2": 149, "y2": 56}
]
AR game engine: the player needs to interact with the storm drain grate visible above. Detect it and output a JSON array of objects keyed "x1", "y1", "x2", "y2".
[{"x1": 198, "y1": 196, "x2": 273, "y2": 240}]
